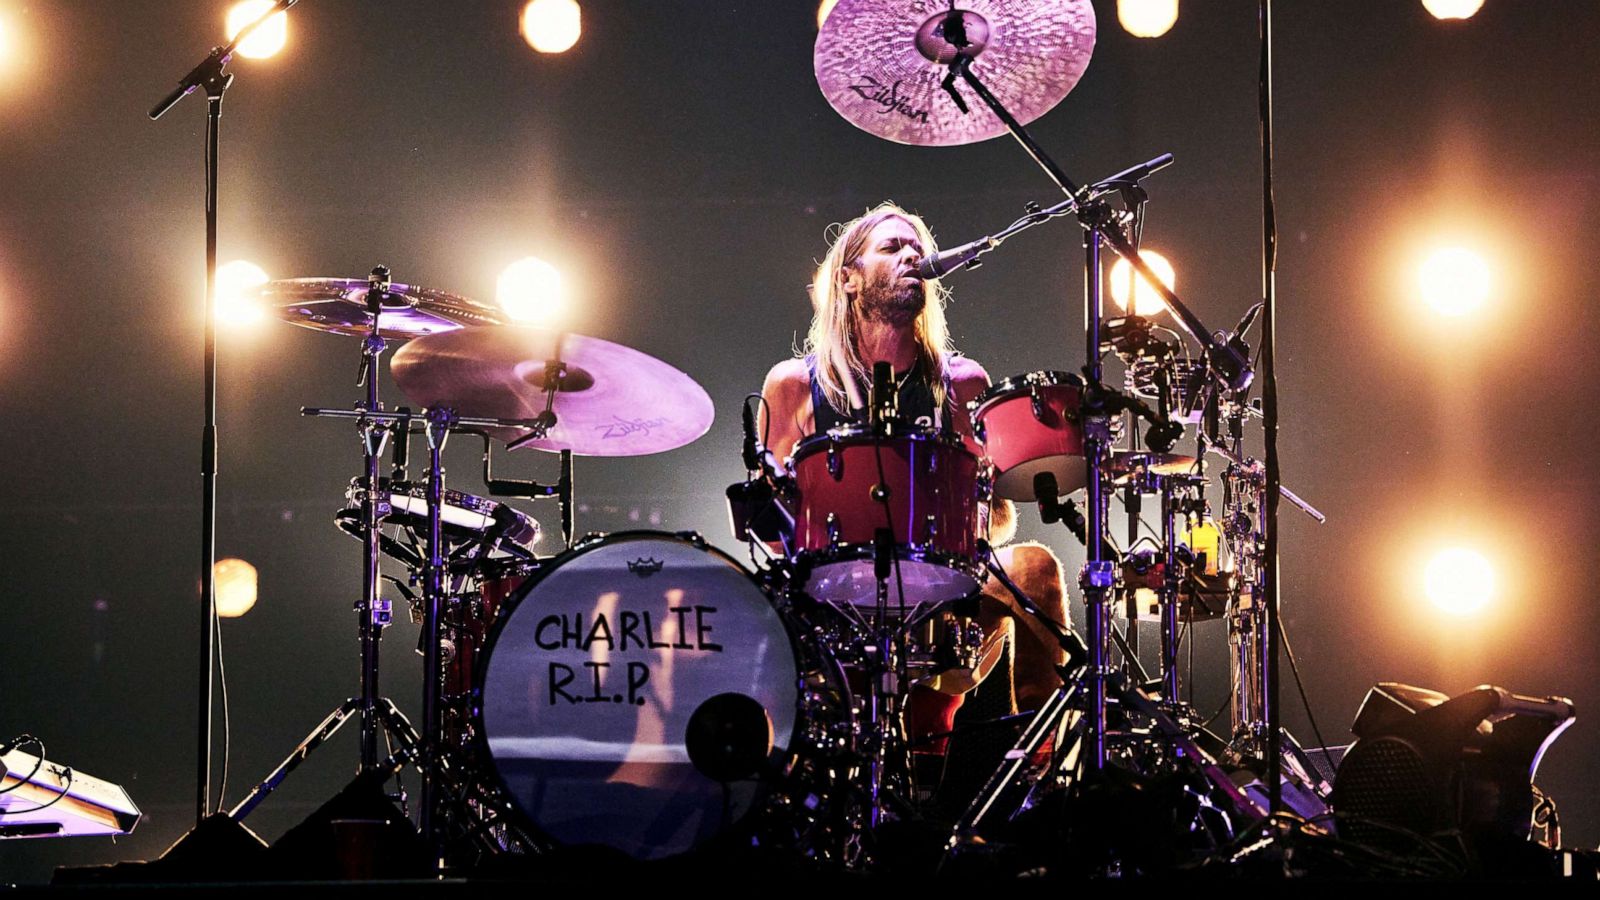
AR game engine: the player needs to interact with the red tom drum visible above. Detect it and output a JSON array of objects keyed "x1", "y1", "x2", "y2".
[
  {"x1": 969, "y1": 370, "x2": 1086, "y2": 501},
  {"x1": 790, "y1": 424, "x2": 987, "y2": 615}
]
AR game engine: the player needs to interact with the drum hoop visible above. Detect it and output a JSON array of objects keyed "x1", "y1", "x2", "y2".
[
  {"x1": 467, "y1": 529, "x2": 800, "y2": 845},
  {"x1": 346, "y1": 482, "x2": 540, "y2": 544},
  {"x1": 797, "y1": 544, "x2": 987, "y2": 580},
  {"x1": 792, "y1": 423, "x2": 972, "y2": 462},
  {"x1": 968, "y1": 369, "x2": 1084, "y2": 419}
]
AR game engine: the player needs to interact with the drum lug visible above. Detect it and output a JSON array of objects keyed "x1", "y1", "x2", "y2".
[
  {"x1": 973, "y1": 417, "x2": 986, "y2": 443},
  {"x1": 826, "y1": 512, "x2": 840, "y2": 546},
  {"x1": 923, "y1": 513, "x2": 938, "y2": 546},
  {"x1": 1030, "y1": 386, "x2": 1048, "y2": 423},
  {"x1": 827, "y1": 443, "x2": 841, "y2": 480},
  {"x1": 927, "y1": 449, "x2": 938, "y2": 474}
]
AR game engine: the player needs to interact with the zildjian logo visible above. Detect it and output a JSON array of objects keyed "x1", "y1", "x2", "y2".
[
  {"x1": 627, "y1": 558, "x2": 664, "y2": 578},
  {"x1": 598, "y1": 416, "x2": 669, "y2": 439},
  {"x1": 848, "y1": 75, "x2": 931, "y2": 123}
]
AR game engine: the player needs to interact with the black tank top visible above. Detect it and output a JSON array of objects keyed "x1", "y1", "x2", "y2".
[{"x1": 806, "y1": 354, "x2": 954, "y2": 435}]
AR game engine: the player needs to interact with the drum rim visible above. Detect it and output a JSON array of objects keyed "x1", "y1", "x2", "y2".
[
  {"x1": 467, "y1": 528, "x2": 802, "y2": 854},
  {"x1": 968, "y1": 369, "x2": 1085, "y2": 419},
  {"x1": 797, "y1": 544, "x2": 988, "y2": 592},
  {"x1": 343, "y1": 481, "x2": 541, "y2": 546},
  {"x1": 791, "y1": 422, "x2": 973, "y2": 462}
]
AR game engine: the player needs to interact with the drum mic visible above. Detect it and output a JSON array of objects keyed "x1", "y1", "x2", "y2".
[
  {"x1": 870, "y1": 361, "x2": 897, "y2": 425},
  {"x1": 741, "y1": 398, "x2": 761, "y2": 472}
]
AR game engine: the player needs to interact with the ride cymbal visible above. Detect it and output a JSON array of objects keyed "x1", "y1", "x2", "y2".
[
  {"x1": 390, "y1": 326, "x2": 715, "y2": 457},
  {"x1": 815, "y1": 0, "x2": 1096, "y2": 146}
]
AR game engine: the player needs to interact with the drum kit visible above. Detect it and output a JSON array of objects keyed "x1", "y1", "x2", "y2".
[{"x1": 207, "y1": 0, "x2": 1337, "y2": 877}]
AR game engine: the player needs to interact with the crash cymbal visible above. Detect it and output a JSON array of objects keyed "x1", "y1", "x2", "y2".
[
  {"x1": 257, "y1": 278, "x2": 504, "y2": 339},
  {"x1": 1109, "y1": 449, "x2": 1202, "y2": 482},
  {"x1": 389, "y1": 326, "x2": 715, "y2": 457},
  {"x1": 815, "y1": 0, "x2": 1096, "y2": 147}
]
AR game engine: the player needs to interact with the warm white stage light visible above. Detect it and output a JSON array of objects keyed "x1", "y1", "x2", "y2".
[
  {"x1": 215, "y1": 259, "x2": 269, "y2": 325},
  {"x1": 1422, "y1": 0, "x2": 1485, "y2": 21},
  {"x1": 0, "y1": 17, "x2": 13, "y2": 70},
  {"x1": 226, "y1": 0, "x2": 289, "y2": 60},
  {"x1": 214, "y1": 557, "x2": 259, "y2": 618},
  {"x1": 817, "y1": 0, "x2": 840, "y2": 30},
  {"x1": 1418, "y1": 246, "x2": 1490, "y2": 317},
  {"x1": 1423, "y1": 546, "x2": 1494, "y2": 615},
  {"x1": 497, "y1": 257, "x2": 565, "y2": 324},
  {"x1": 1118, "y1": 0, "x2": 1179, "y2": 38},
  {"x1": 1109, "y1": 250, "x2": 1176, "y2": 317},
  {"x1": 521, "y1": 0, "x2": 582, "y2": 54}
]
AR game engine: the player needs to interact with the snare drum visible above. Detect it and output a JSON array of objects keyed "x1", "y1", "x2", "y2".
[
  {"x1": 336, "y1": 481, "x2": 540, "y2": 564},
  {"x1": 475, "y1": 531, "x2": 850, "y2": 860},
  {"x1": 969, "y1": 370, "x2": 1086, "y2": 501},
  {"x1": 790, "y1": 425, "x2": 987, "y2": 614}
]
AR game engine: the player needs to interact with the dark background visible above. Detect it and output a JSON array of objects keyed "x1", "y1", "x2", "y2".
[{"x1": 2, "y1": 0, "x2": 1596, "y2": 882}]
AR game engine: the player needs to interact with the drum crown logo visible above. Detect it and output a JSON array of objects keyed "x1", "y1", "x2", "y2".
[{"x1": 627, "y1": 557, "x2": 664, "y2": 577}]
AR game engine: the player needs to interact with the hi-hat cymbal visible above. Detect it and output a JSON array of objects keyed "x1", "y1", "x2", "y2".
[
  {"x1": 390, "y1": 326, "x2": 715, "y2": 457},
  {"x1": 257, "y1": 278, "x2": 504, "y2": 339},
  {"x1": 815, "y1": 0, "x2": 1096, "y2": 147}
]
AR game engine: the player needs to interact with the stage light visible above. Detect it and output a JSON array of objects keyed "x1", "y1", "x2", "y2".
[
  {"x1": 1109, "y1": 249, "x2": 1176, "y2": 317},
  {"x1": 1421, "y1": 0, "x2": 1485, "y2": 21},
  {"x1": 226, "y1": 0, "x2": 289, "y2": 60},
  {"x1": 1418, "y1": 246, "x2": 1490, "y2": 317},
  {"x1": 215, "y1": 259, "x2": 269, "y2": 326},
  {"x1": 521, "y1": 0, "x2": 581, "y2": 54},
  {"x1": 213, "y1": 557, "x2": 258, "y2": 618},
  {"x1": 1423, "y1": 546, "x2": 1494, "y2": 616},
  {"x1": 1118, "y1": 0, "x2": 1179, "y2": 38},
  {"x1": 817, "y1": 0, "x2": 839, "y2": 29},
  {"x1": 0, "y1": 17, "x2": 12, "y2": 71},
  {"x1": 497, "y1": 257, "x2": 565, "y2": 324}
]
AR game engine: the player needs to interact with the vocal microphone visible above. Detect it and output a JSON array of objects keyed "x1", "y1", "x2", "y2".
[{"x1": 916, "y1": 236, "x2": 997, "y2": 280}]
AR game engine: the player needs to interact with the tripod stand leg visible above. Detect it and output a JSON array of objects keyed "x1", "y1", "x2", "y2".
[
  {"x1": 950, "y1": 675, "x2": 1083, "y2": 838},
  {"x1": 228, "y1": 699, "x2": 361, "y2": 821}
]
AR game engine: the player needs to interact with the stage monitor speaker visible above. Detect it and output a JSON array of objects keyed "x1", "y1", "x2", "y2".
[{"x1": 1331, "y1": 682, "x2": 1574, "y2": 858}]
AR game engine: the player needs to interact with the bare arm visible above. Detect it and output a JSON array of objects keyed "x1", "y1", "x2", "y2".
[{"x1": 757, "y1": 359, "x2": 814, "y2": 469}]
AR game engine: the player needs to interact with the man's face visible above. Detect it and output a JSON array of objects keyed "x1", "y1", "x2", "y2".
[{"x1": 847, "y1": 217, "x2": 926, "y2": 327}]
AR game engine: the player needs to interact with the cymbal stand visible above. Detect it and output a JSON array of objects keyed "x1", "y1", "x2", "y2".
[
  {"x1": 232, "y1": 267, "x2": 428, "y2": 823},
  {"x1": 478, "y1": 432, "x2": 575, "y2": 550},
  {"x1": 355, "y1": 266, "x2": 395, "y2": 769},
  {"x1": 418, "y1": 406, "x2": 452, "y2": 868}
]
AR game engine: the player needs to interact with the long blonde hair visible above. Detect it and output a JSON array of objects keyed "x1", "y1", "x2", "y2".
[{"x1": 804, "y1": 202, "x2": 954, "y2": 416}]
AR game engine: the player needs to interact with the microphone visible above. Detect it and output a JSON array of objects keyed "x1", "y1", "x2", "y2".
[
  {"x1": 1095, "y1": 152, "x2": 1175, "y2": 188},
  {"x1": 870, "y1": 361, "x2": 896, "y2": 425},
  {"x1": 916, "y1": 236, "x2": 997, "y2": 279},
  {"x1": 741, "y1": 400, "x2": 760, "y2": 472}
]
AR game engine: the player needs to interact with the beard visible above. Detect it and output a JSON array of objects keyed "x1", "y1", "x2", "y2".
[{"x1": 855, "y1": 267, "x2": 925, "y2": 327}]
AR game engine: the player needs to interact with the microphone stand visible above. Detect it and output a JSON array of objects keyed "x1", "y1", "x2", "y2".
[
  {"x1": 933, "y1": 40, "x2": 1255, "y2": 781},
  {"x1": 146, "y1": 0, "x2": 300, "y2": 826}
]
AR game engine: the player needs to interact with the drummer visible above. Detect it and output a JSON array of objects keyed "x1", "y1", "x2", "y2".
[{"x1": 758, "y1": 202, "x2": 1068, "y2": 713}]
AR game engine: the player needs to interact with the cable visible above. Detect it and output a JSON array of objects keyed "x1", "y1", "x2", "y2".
[
  {"x1": 0, "y1": 765, "x2": 74, "y2": 818},
  {"x1": 1275, "y1": 616, "x2": 1338, "y2": 781},
  {"x1": 214, "y1": 607, "x2": 231, "y2": 813},
  {"x1": 0, "y1": 736, "x2": 44, "y2": 796}
]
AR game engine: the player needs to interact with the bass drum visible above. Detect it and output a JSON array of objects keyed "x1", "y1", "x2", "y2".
[{"x1": 475, "y1": 531, "x2": 848, "y2": 860}]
